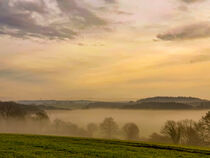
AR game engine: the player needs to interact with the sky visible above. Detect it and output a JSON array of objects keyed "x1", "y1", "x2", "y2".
[{"x1": 0, "y1": 0, "x2": 210, "y2": 101}]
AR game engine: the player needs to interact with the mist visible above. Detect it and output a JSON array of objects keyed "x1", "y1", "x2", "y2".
[
  {"x1": 47, "y1": 109, "x2": 208, "y2": 137},
  {"x1": 0, "y1": 108, "x2": 209, "y2": 146}
]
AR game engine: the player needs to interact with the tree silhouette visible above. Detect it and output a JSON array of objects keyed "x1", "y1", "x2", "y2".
[
  {"x1": 178, "y1": 120, "x2": 201, "y2": 145},
  {"x1": 100, "y1": 117, "x2": 118, "y2": 139},
  {"x1": 161, "y1": 120, "x2": 181, "y2": 144},
  {"x1": 199, "y1": 111, "x2": 210, "y2": 144},
  {"x1": 122, "y1": 123, "x2": 139, "y2": 140}
]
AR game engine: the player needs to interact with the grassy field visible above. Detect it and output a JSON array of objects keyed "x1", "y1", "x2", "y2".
[{"x1": 0, "y1": 134, "x2": 209, "y2": 158}]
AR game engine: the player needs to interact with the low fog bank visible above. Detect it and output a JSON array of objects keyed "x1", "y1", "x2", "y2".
[
  {"x1": 0, "y1": 102, "x2": 209, "y2": 146},
  {"x1": 0, "y1": 111, "x2": 209, "y2": 146},
  {"x1": 47, "y1": 109, "x2": 208, "y2": 137}
]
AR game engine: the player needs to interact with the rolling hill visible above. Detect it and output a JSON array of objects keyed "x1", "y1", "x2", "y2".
[
  {"x1": 137, "y1": 96, "x2": 207, "y2": 103},
  {"x1": 0, "y1": 134, "x2": 209, "y2": 158},
  {"x1": 122, "y1": 102, "x2": 193, "y2": 109},
  {"x1": 137, "y1": 96, "x2": 209, "y2": 106}
]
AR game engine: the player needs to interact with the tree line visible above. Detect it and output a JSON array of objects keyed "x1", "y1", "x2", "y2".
[{"x1": 159, "y1": 111, "x2": 210, "y2": 146}]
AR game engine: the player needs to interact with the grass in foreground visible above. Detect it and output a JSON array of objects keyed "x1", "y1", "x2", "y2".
[{"x1": 0, "y1": 134, "x2": 209, "y2": 158}]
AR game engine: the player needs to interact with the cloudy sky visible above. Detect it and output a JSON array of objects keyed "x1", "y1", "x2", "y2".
[{"x1": 0, "y1": 0, "x2": 210, "y2": 101}]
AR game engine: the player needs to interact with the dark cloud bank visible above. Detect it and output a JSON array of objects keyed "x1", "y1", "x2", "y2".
[{"x1": 0, "y1": 0, "x2": 110, "y2": 40}]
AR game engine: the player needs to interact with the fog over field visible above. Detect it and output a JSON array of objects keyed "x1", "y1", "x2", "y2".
[
  {"x1": 0, "y1": 101, "x2": 209, "y2": 146},
  {"x1": 47, "y1": 109, "x2": 208, "y2": 137}
]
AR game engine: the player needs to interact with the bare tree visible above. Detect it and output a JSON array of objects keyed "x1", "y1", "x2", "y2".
[
  {"x1": 178, "y1": 120, "x2": 201, "y2": 145},
  {"x1": 122, "y1": 123, "x2": 139, "y2": 140},
  {"x1": 161, "y1": 119, "x2": 203, "y2": 145},
  {"x1": 100, "y1": 117, "x2": 119, "y2": 139},
  {"x1": 161, "y1": 120, "x2": 181, "y2": 144},
  {"x1": 199, "y1": 111, "x2": 210, "y2": 145}
]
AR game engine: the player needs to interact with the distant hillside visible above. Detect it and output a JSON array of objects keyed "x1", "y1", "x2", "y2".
[
  {"x1": 17, "y1": 100, "x2": 94, "y2": 105},
  {"x1": 17, "y1": 100, "x2": 95, "y2": 110},
  {"x1": 122, "y1": 102, "x2": 193, "y2": 109},
  {"x1": 85, "y1": 101, "x2": 194, "y2": 110},
  {"x1": 16, "y1": 96, "x2": 210, "y2": 110},
  {"x1": 137, "y1": 96, "x2": 209, "y2": 107},
  {"x1": 85, "y1": 102, "x2": 126, "y2": 109},
  {"x1": 137, "y1": 96, "x2": 207, "y2": 103}
]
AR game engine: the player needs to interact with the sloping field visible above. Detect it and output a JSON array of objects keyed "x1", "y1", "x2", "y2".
[{"x1": 0, "y1": 134, "x2": 209, "y2": 158}]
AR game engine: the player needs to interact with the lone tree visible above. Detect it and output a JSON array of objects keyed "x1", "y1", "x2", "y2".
[
  {"x1": 122, "y1": 123, "x2": 140, "y2": 140},
  {"x1": 100, "y1": 117, "x2": 119, "y2": 139},
  {"x1": 161, "y1": 120, "x2": 181, "y2": 144}
]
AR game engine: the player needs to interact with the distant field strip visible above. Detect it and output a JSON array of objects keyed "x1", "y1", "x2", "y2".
[{"x1": 0, "y1": 134, "x2": 209, "y2": 158}]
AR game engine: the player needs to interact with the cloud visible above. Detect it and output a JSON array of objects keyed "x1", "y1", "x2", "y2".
[
  {"x1": 157, "y1": 22, "x2": 210, "y2": 41},
  {"x1": 177, "y1": 0, "x2": 206, "y2": 12},
  {"x1": 190, "y1": 52, "x2": 210, "y2": 64},
  {"x1": 0, "y1": 68, "x2": 45, "y2": 83},
  {"x1": 104, "y1": 0, "x2": 117, "y2": 4},
  {"x1": 0, "y1": 0, "x2": 107, "y2": 40},
  {"x1": 56, "y1": 0, "x2": 107, "y2": 27},
  {"x1": 14, "y1": 0, "x2": 46, "y2": 13},
  {"x1": 179, "y1": 0, "x2": 205, "y2": 3}
]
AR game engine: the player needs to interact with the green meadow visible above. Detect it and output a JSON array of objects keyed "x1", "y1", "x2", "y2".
[{"x1": 0, "y1": 134, "x2": 209, "y2": 158}]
